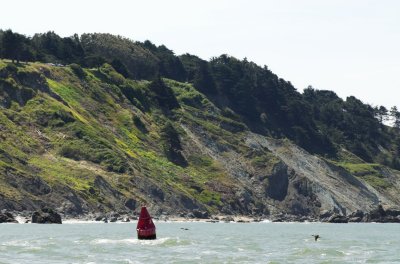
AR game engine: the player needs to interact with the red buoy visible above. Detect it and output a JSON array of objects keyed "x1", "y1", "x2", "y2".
[{"x1": 136, "y1": 206, "x2": 156, "y2": 240}]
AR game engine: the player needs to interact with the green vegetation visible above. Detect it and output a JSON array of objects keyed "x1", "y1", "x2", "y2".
[
  {"x1": 336, "y1": 162, "x2": 391, "y2": 189},
  {"x1": 1, "y1": 29, "x2": 400, "y2": 214},
  {"x1": 337, "y1": 162, "x2": 381, "y2": 176}
]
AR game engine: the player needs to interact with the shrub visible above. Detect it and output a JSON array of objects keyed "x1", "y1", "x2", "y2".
[{"x1": 70, "y1": 63, "x2": 86, "y2": 79}]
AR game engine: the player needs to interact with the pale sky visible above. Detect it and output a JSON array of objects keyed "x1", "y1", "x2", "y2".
[{"x1": 1, "y1": 0, "x2": 399, "y2": 109}]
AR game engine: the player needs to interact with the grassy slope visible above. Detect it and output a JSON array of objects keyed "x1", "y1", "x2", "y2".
[
  {"x1": 0, "y1": 60, "x2": 398, "y2": 214},
  {"x1": 0, "y1": 61, "x2": 251, "y2": 213}
]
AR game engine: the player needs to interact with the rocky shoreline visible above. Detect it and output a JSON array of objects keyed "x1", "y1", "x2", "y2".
[{"x1": 1, "y1": 205, "x2": 400, "y2": 224}]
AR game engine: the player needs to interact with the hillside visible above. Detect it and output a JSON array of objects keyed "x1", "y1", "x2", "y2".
[{"x1": 1, "y1": 30, "x2": 400, "y2": 220}]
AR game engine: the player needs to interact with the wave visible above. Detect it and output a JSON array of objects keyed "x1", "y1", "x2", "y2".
[
  {"x1": 91, "y1": 237, "x2": 191, "y2": 246},
  {"x1": 1, "y1": 240, "x2": 43, "y2": 252}
]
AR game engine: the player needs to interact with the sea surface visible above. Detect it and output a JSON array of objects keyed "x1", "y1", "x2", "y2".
[{"x1": 0, "y1": 221, "x2": 399, "y2": 264}]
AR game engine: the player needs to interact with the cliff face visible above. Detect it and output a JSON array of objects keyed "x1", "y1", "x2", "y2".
[
  {"x1": 0, "y1": 60, "x2": 399, "y2": 219},
  {"x1": 245, "y1": 134, "x2": 400, "y2": 215}
]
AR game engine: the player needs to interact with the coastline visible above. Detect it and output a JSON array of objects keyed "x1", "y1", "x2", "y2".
[
  {"x1": 3, "y1": 204, "x2": 400, "y2": 224},
  {"x1": 7, "y1": 213, "x2": 399, "y2": 224},
  {"x1": 10, "y1": 214, "x2": 270, "y2": 224}
]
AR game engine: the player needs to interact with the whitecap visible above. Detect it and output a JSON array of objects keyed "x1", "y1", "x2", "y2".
[
  {"x1": 2, "y1": 240, "x2": 31, "y2": 247},
  {"x1": 91, "y1": 238, "x2": 138, "y2": 245},
  {"x1": 91, "y1": 237, "x2": 180, "y2": 246},
  {"x1": 2, "y1": 240, "x2": 43, "y2": 251}
]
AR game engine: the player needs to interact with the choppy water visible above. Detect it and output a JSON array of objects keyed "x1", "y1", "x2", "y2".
[{"x1": 0, "y1": 221, "x2": 399, "y2": 263}]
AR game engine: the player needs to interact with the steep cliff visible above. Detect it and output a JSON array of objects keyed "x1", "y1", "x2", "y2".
[{"x1": 0, "y1": 60, "x2": 399, "y2": 220}]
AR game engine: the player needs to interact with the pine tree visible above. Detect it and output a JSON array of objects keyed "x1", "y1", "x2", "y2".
[
  {"x1": 2, "y1": 30, "x2": 24, "y2": 63},
  {"x1": 390, "y1": 106, "x2": 400, "y2": 129}
]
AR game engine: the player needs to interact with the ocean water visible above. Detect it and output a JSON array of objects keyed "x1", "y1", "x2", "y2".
[{"x1": 0, "y1": 221, "x2": 399, "y2": 264}]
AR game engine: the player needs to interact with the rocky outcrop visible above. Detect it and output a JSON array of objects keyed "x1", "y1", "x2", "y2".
[
  {"x1": 348, "y1": 210, "x2": 365, "y2": 222},
  {"x1": 32, "y1": 208, "x2": 62, "y2": 224},
  {"x1": 0, "y1": 211, "x2": 18, "y2": 223},
  {"x1": 367, "y1": 205, "x2": 400, "y2": 223},
  {"x1": 192, "y1": 209, "x2": 210, "y2": 219},
  {"x1": 327, "y1": 214, "x2": 348, "y2": 223},
  {"x1": 2, "y1": 61, "x2": 400, "y2": 220},
  {"x1": 124, "y1": 198, "x2": 137, "y2": 210},
  {"x1": 266, "y1": 162, "x2": 288, "y2": 201},
  {"x1": 245, "y1": 133, "x2": 400, "y2": 218}
]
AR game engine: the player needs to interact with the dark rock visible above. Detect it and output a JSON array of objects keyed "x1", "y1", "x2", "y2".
[
  {"x1": 349, "y1": 210, "x2": 365, "y2": 218},
  {"x1": 32, "y1": 208, "x2": 62, "y2": 224},
  {"x1": 349, "y1": 217, "x2": 362, "y2": 222},
  {"x1": 319, "y1": 210, "x2": 333, "y2": 219},
  {"x1": 60, "y1": 191, "x2": 88, "y2": 215},
  {"x1": 384, "y1": 216, "x2": 400, "y2": 223},
  {"x1": 348, "y1": 210, "x2": 365, "y2": 222},
  {"x1": 369, "y1": 204, "x2": 386, "y2": 221},
  {"x1": 150, "y1": 187, "x2": 165, "y2": 201},
  {"x1": 179, "y1": 212, "x2": 186, "y2": 217},
  {"x1": 124, "y1": 198, "x2": 137, "y2": 210},
  {"x1": 95, "y1": 215, "x2": 104, "y2": 221},
  {"x1": 327, "y1": 214, "x2": 348, "y2": 223},
  {"x1": 369, "y1": 208, "x2": 400, "y2": 223},
  {"x1": 111, "y1": 212, "x2": 120, "y2": 218},
  {"x1": 186, "y1": 212, "x2": 194, "y2": 219},
  {"x1": 348, "y1": 210, "x2": 366, "y2": 223},
  {"x1": 367, "y1": 204, "x2": 396, "y2": 222},
  {"x1": 22, "y1": 177, "x2": 52, "y2": 196},
  {"x1": 385, "y1": 208, "x2": 400, "y2": 217},
  {"x1": 290, "y1": 202, "x2": 311, "y2": 216},
  {"x1": 110, "y1": 217, "x2": 118, "y2": 222},
  {"x1": 180, "y1": 195, "x2": 198, "y2": 210},
  {"x1": 123, "y1": 217, "x2": 130, "y2": 222},
  {"x1": 299, "y1": 216, "x2": 312, "y2": 222},
  {"x1": 192, "y1": 210, "x2": 209, "y2": 219},
  {"x1": 266, "y1": 162, "x2": 289, "y2": 201},
  {"x1": 221, "y1": 216, "x2": 234, "y2": 222},
  {"x1": 0, "y1": 212, "x2": 18, "y2": 223}
]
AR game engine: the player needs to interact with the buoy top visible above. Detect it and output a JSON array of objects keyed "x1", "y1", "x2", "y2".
[
  {"x1": 137, "y1": 206, "x2": 155, "y2": 230},
  {"x1": 139, "y1": 206, "x2": 151, "y2": 220}
]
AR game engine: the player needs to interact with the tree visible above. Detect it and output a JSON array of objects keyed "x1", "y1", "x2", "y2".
[
  {"x1": 160, "y1": 122, "x2": 187, "y2": 167},
  {"x1": 2, "y1": 30, "x2": 24, "y2": 63},
  {"x1": 193, "y1": 60, "x2": 216, "y2": 94},
  {"x1": 83, "y1": 55, "x2": 106, "y2": 70},
  {"x1": 149, "y1": 75, "x2": 179, "y2": 110},
  {"x1": 111, "y1": 59, "x2": 130, "y2": 78},
  {"x1": 390, "y1": 106, "x2": 400, "y2": 129},
  {"x1": 0, "y1": 30, "x2": 3, "y2": 58},
  {"x1": 374, "y1": 105, "x2": 389, "y2": 124}
]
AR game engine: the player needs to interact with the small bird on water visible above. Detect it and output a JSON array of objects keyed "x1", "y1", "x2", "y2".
[{"x1": 312, "y1": 235, "x2": 320, "y2": 241}]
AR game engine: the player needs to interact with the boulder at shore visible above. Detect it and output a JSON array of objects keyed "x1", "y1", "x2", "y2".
[
  {"x1": 0, "y1": 212, "x2": 18, "y2": 223},
  {"x1": 32, "y1": 208, "x2": 62, "y2": 224}
]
